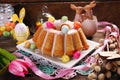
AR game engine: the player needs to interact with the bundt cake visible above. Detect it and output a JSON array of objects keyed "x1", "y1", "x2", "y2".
[{"x1": 33, "y1": 16, "x2": 89, "y2": 57}]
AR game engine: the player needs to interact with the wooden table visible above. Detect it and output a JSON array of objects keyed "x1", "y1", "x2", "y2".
[
  {"x1": 1, "y1": 32, "x2": 119, "y2": 80},
  {"x1": 0, "y1": 37, "x2": 88, "y2": 80}
]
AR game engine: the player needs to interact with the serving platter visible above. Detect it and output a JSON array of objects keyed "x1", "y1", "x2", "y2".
[{"x1": 16, "y1": 39, "x2": 99, "y2": 68}]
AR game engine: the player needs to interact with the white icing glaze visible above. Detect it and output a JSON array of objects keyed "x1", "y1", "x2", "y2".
[
  {"x1": 41, "y1": 31, "x2": 49, "y2": 55},
  {"x1": 45, "y1": 28, "x2": 61, "y2": 34},
  {"x1": 64, "y1": 34, "x2": 67, "y2": 55},
  {"x1": 42, "y1": 22, "x2": 47, "y2": 28},
  {"x1": 51, "y1": 34, "x2": 57, "y2": 57},
  {"x1": 68, "y1": 29, "x2": 77, "y2": 34},
  {"x1": 39, "y1": 19, "x2": 81, "y2": 56},
  {"x1": 54, "y1": 19, "x2": 74, "y2": 30}
]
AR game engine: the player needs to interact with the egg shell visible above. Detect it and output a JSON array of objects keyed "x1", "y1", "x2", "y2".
[
  {"x1": 61, "y1": 25, "x2": 69, "y2": 34},
  {"x1": 62, "y1": 55, "x2": 70, "y2": 63},
  {"x1": 73, "y1": 51, "x2": 81, "y2": 59},
  {"x1": 81, "y1": 17, "x2": 98, "y2": 37},
  {"x1": 46, "y1": 21, "x2": 54, "y2": 28}
]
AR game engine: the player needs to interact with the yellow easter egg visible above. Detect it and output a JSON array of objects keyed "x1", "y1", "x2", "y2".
[
  {"x1": 36, "y1": 21, "x2": 41, "y2": 26},
  {"x1": 48, "y1": 16, "x2": 55, "y2": 22},
  {"x1": 62, "y1": 55, "x2": 70, "y2": 63},
  {"x1": 0, "y1": 26, "x2": 6, "y2": 32},
  {"x1": 24, "y1": 41, "x2": 31, "y2": 48}
]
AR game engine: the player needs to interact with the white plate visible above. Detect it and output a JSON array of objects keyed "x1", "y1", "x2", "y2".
[{"x1": 16, "y1": 39, "x2": 99, "y2": 68}]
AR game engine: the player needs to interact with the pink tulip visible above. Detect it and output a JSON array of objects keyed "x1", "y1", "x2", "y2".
[{"x1": 8, "y1": 59, "x2": 28, "y2": 77}]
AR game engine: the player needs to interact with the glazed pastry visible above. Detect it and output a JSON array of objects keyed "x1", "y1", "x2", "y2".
[{"x1": 33, "y1": 16, "x2": 89, "y2": 57}]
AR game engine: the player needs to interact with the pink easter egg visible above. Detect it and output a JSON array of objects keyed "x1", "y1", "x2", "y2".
[
  {"x1": 46, "y1": 21, "x2": 54, "y2": 28},
  {"x1": 73, "y1": 51, "x2": 81, "y2": 59}
]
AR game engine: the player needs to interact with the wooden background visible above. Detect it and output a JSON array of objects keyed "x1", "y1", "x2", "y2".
[
  {"x1": 1, "y1": 0, "x2": 120, "y2": 34},
  {"x1": 0, "y1": 1, "x2": 120, "y2": 80}
]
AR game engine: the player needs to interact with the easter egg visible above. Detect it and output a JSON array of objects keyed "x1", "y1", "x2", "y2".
[
  {"x1": 46, "y1": 21, "x2": 54, "y2": 28},
  {"x1": 3, "y1": 31, "x2": 10, "y2": 37},
  {"x1": 81, "y1": 18, "x2": 98, "y2": 37},
  {"x1": 0, "y1": 27, "x2": 6, "y2": 32},
  {"x1": 5, "y1": 22, "x2": 10, "y2": 27},
  {"x1": 10, "y1": 22, "x2": 16, "y2": 29},
  {"x1": 62, "y1": 55, "x2": 70, "y2": 63},
  {"x1": 0, "y1": 31, "x2": 3, "y2": 36},
  {"x1": 73, "y1": 51, "x2": 81, "y2": 59},
  {"x1": 48, "y1": 16, "x2": 55, "y2": 22},
  {"x1": 61, "y1": 16, "x2": 68, "y2": 22},
  {"x1": 30, "y1": 43, "x2": 36, "y2": 50},
  {"x1": 35, "y1": 21, "x2": 41, "y2": 30},
  {"x1": 36, "y1": 21, "x2": 41, "y2": 26},
  {"x1": 61, "y1": 25, "x2": 69, "y2": 34},
  {"x1": 24, "y1": 41, "x2": 31, "y2": 48},
  {"x1": 74, "y1": 21, "x2": 81, "y2": 29},
  {"x1": 6, "y1": 26, "x2": 12, "y2": 31}
]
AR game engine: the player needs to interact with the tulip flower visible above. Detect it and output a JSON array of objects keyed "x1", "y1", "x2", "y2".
[{"x1": 8, "y1": 59, "x2": 28, "y2": 77}]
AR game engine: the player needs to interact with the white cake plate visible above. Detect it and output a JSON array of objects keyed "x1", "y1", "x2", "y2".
[{"x1": 16, "y1": 39, "x2": 99, "y2": 68}]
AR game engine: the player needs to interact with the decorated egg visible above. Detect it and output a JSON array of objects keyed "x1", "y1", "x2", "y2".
[
  {"x1": 0, "y1": 31, "x2": 2, "y2": 36},
  {"x1": 24, "y1": 41, "x2": 31, "y2": 48},
  {"x1": 61, "y1": 16, "x2": 68, "y2": 22},
  {"x1": 35, "y1": 21, "x2": 41, "y2": 30},
  {"x1": 81, "y1": 17, "x2": 98, "y2": 37},
  {"x1": 14, "y1": 23, "x2": 30, "y2": 44},
  {"x1": 73, "y1": 51, "x2": 81, "y2": 59},
  {"x1": 3, "y1": 31, "x2": 10, "y2": 37},
  {"x1": 0, "y1": 26, "x2": 6, "y2": 32},
  {"x1": 74, "y1": 21, "x2": 81, "y2": 29},
  {"x1": 30, "y1": 43, "x2": 36, "y2": 50},
  {"x1": 48, "y1": 16, "x2": 55, "y2": 22},
  {"x1": 46, "y1": 21, "x2": 54, "y2": 28},
  {"x1": 62, "y1": 55, "x2": 70, "y2": 63},
  {"x1": 5, "y1": 22, "x2": 16, "y2": 30},
  {"x1": 61, "y1": 25, "x2": 69, "y2": 34}
]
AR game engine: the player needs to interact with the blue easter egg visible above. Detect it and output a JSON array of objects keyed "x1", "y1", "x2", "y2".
[{"x1": 61, "y1": 25, "x2": 69, "y2": 34}]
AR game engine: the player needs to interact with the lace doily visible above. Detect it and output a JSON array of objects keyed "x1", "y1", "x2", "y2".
[{"x1": 16, "y1": 49, "x2": 92, "y2": 79}]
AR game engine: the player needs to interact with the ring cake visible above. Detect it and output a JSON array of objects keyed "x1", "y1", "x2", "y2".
[{"x1": 32, "y1": 16, "x2": 89, "y2": 58}]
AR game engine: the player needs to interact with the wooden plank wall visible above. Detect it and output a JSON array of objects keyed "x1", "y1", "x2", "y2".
[{"x1": 1, "y1": 0, "x2": 120, "y2": 33}]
